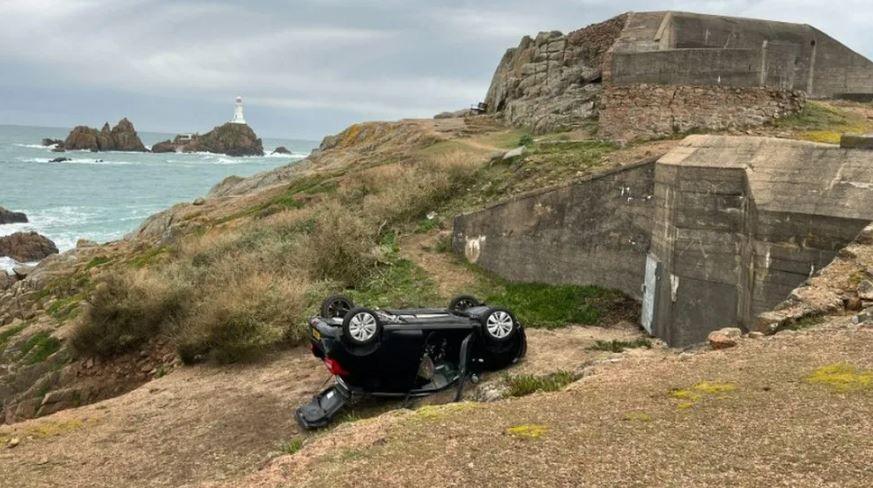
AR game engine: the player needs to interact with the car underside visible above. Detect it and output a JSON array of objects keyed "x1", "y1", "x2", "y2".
[{"x1": 296, "y1": 295, "x2": 527, "y2": 429}]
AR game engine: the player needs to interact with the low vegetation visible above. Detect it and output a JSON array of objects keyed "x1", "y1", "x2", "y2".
[
  {"x1": 19, "y1": 331, "x2": 62, "y2": 365},
  {"x1": 805, "y1": 363, "x2": 873, "y2": 392},
  {"x1": 774, "y1": 101, "x2": 873, "y2": 144},
  {"x1": 485, "y1": 282, "x2": 628, "y2": 328},
  {"x1": 589, "y1": 338, "x2": 652, "y2": 352},
  {"x1": 505, "y1": 371, "x2": 579, "y2": 397}
]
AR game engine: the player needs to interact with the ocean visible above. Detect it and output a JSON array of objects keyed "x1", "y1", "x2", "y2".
[{"x1": 0, "y1": 124, "x2": 317, "y2": 272}]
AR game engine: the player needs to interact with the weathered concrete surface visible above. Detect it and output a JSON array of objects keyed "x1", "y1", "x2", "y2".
[
  {"x1": 484, "y1": 10, "x2": 873, "y2": 139},
  {"x1": 453, "y1": 135, "x2": 873, "y2": 347},
  {"x1": 453, "y1": 159, "x2": 656, "y2": 300},
  {"x1": 651, "y1": 135, "x2": 873, "y2": 345}
]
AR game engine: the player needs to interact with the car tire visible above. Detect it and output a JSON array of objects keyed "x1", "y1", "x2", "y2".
[
  {"x1": 341, "y1": 308, "x2": 382, "y2": 347},
  {"x1": 449, "y1": 295, "x2": 481, "y2": 313},
  {"x1": 479, "y1": 308, "x2": 518, "y2": 344},
  {"x1": 321, "y1": 294, "x2": 355, "y2": 319}
]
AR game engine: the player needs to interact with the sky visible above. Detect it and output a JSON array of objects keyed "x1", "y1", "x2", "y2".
[{"x1": 1, "y1": 0, "x2": 872, "y2": 140}]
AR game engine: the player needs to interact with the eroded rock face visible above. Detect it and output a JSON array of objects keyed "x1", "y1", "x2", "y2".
[
  {"x1": 63, "y1": 118, "x2": 147, "y2": 152},
  {"x1": 0, "y1": 207, "x2": 28, "y2": 224},
  {"x1": 484, "y1": 14, "x2": 627, "y2": 134},
  {"x1": 0, "y1": 232, "x2": 59, "y2": 262}
]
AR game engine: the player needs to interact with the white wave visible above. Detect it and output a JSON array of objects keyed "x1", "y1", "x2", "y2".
[
  {"x1": 18, "y1": 157, "x2": 134, "y2": 166},
  {"x1": 13, "y1": 143, "x2": 52, "y2": 149}
]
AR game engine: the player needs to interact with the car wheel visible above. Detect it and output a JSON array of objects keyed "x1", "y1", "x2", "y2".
[
  {"x1": 480, "y1": 308, "x2": 517, "y2": 343},
  {"x1": 321, "y1": 294, "x2": 355, "y2": 319},
  {"x1": 449, "y1": 294, "x2": 481, "y2": 312},
  {"x1": 342, "y1": 308, "x2": 382, "y2": 347}
]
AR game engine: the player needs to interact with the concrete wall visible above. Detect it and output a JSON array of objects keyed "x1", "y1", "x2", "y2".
[
  {"x1": 453, "y1": 160, "x2": 656, "y2": 299},
  {"x1": 607, "y1": 11, "x2": 873, "y2": 98},
  {"x1": 650, "y1": 135, "x2": 873, "y2": 346}
]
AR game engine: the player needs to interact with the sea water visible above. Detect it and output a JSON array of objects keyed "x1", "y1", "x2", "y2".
[{"x1": 0, "y1": 124, "x2": 317, "y2": 272}]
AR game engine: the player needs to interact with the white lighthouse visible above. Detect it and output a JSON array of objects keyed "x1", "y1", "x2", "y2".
[{"x1": 230, "y1": 96, "x2": 246, "y2": 124}]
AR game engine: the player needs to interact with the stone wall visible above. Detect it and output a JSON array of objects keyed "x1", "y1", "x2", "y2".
[
  {"x1": 453, "y1": 159, "x2": 655, "y2": 299},
  {"x1": 599, "y1": 84, "x2": 805, "y2": 141},
  {"x1": 483, "y1": 14, "x2": 627, "y2": 134}
]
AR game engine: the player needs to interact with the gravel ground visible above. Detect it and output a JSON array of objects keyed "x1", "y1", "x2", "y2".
[{"x1": 233, "y1": 322, "x2": 873, "y2": 488}]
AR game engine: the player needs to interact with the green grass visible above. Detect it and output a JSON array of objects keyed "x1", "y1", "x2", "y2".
[
  {"x1": 773, "y1": 101, "x2": 873, "y2": 144},
  {"x1": 505, "y1": 371, "x2": 579, "y2": 397},
  {"x1": 518, "y1": 134, "x2": 534, "y2": 147},
  {"x1": 0, "y1": 322, "x2": 28, "y2": 353},
  {"x1": 349, "y1": 258, "x2": 440, "y2": 309},
  {"x1": 85, "y1": 256, "x2": 112, "y2": 270},
  {"x1": 527, "y1": 139, "x2": 617, "y2": 168},
  {"x1": 46, "y1": 294, "x2": 85, "y2": 322},
  {"x1": 278, "y1": 437, "x2": 304, "y2": 455},
  {"x1": 130, "y1": 246, "x2": 170, "y2": 268},
  {"x1": 415, "y1": 217, "x2": 440, "y2": 233},
  {"x1": 485, "y1": 282, "x2": 626, "y2": 328},
  {"x1": 589, "y1": 338, "x2": 652, "y2": 353},
  {"x1": 19, "y1": 331, "x2": 62, "y2": 365}
]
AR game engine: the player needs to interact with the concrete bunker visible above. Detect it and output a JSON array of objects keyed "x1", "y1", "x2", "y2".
[{"x1": 454, "y1": 135, "x2": 873, "y2": 346}]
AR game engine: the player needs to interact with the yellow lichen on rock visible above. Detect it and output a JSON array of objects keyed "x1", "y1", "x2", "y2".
[
  {"x1": 505, "y1": 424, "x2": 549, "y2": 439},
  {"x1": 806, "y1": 363, "x2": 873, "y2": 392}
]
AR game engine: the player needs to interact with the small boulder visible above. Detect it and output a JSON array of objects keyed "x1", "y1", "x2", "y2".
[
  {"x1": 7, "y1": 437, "x2": 19, "y2": 449},
  {"x1": 271, "y1": 146, "x2": 292, "y2": 155},
  {"x1": 0, "y1": 231, "x2": 59, "y2": 261},
  {"x1": 858, "y1": 280, "x2": 873, "y2": 301},
  {"x1": 502, "y1": 146, "x2": 526, "y2": 160},
  {"x1": 0, "y1": 207, "x2": 28, "y2": 224},
  {"x1": 50, "y1": 157, "x2": 71, "y2": 163},
  {"x1": 708, "y1": 327, "x2": 742, "y2": 350},
  {"x1": 192, "y1": 197, "x2": 206, "y2": 206},
  {"x1": 42, "y1": 138, "x2": 63, "y2": 147}
]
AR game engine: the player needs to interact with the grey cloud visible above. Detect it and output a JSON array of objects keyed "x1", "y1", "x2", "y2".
[{"x1": 1, "y1": 0, "x2": 871, "y2": 139}]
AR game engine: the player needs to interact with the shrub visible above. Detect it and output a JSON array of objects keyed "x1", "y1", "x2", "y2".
[
  {"x1": 71, "y1": 271, "x2": 188, "y2": 358},
  {"x1": 299, "y1": 205, "x2": 377, "y2": 287},
  {"x1": 176, "y1": 274, "x2": 308, "y2": 364}
]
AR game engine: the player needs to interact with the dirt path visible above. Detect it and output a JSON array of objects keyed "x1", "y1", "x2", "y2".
[
  {"x1": 230, "y1": 321, "x2": 873, "y2": 488},
  {"x1": 0, "y1": 321, "x2": 651, "y2": 487},
  {"x1": 398, "y1": 231, "x2": 478, "y2": 299}
]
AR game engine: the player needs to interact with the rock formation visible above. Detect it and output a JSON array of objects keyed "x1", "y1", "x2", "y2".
[
  {"x1": 41, "y1": 138, "x2": 63, "y2": 147},
  {"x1": 0, "y1": 207, "x2": 28, "y2": 224},
  {"x1": 151, "y1": 123, "x2": 264, "y2": 156},
  {"x1": 0, "y1": 231, "x2": 59, "y2": 262},
  {"x1": 271, "y1": 146, "x2": 291, "y2": 155},
  {"x1": 484, "y1": 11, "x2": 873, "y2": 139},
  {"x1": 63, "y1": 118, "x2": 147, "y2": 152}
]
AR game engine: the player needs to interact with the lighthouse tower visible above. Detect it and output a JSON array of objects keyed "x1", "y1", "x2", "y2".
[{"x1": 230, "y1": 96, "x2": 246, "y2": 124}]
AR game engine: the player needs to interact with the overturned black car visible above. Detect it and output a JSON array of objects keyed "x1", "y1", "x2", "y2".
[{"x1": 296, "y1": 294, "x2": 527, "y2": 429}]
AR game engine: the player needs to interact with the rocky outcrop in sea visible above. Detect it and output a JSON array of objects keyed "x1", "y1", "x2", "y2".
[
  {"x1": 0, "y1": 232, "x2": 59, "y2": 262},
  {"x1": 62, "y1": 118, "x2": 147, "y2": 152},
  {"x1": 0, "y1": 207, "x2": 28, "y2": 225},
  {"x1": 151, "y1": 123, "x2": 264, "y2": 156}
]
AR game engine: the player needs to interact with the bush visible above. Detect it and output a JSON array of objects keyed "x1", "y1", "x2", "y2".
[
  {"x1": 176, "y1": 274, "x2": 308, "y2": 364},
  {"x1": 299, "y1": 205, "x2": 378, "y2": 287},
  {"x1": 71, "y1": 271, "x2": 188, "y2": 358}
]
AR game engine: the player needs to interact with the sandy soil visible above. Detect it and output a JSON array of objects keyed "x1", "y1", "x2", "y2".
[{"x1": 228, "y1": 321, "x2": 873, "y2": 488}]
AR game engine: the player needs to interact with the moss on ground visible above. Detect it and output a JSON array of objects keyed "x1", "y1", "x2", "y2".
[
  {"x1": 505, "y1": 424, "x2": 548, "y2": 439},
  {"x1": 505, "y1": 371, "x2": 579, "y2": 397},
  {"x1": 806, "y1": 363, "x2": 873, "y2": 392},
  {"x1": 671, "y1": 381, "x2": 737, "y2": 410}
]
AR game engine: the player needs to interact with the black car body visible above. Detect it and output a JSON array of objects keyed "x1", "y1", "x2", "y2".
[{"x1": 296, "y1": 295, "x2": 526, "y2": 429}]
